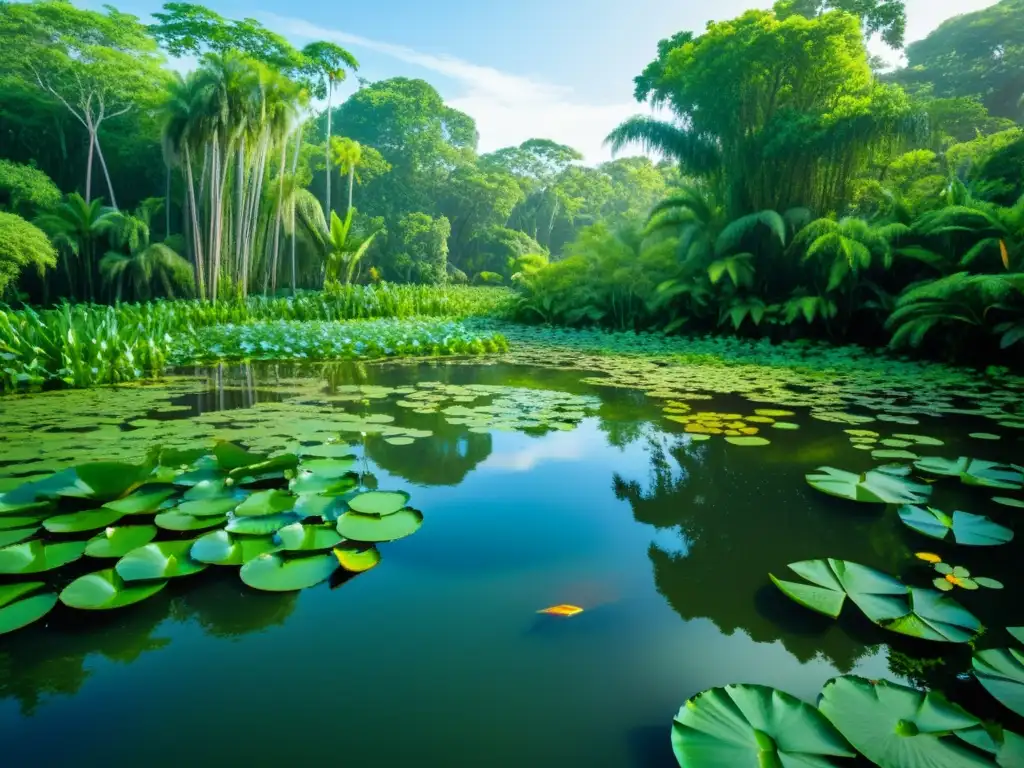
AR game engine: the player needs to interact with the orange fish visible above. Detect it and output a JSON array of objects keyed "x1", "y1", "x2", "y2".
[{"x1": 537, "y1": 604, "x2": 584, "y2": 617}]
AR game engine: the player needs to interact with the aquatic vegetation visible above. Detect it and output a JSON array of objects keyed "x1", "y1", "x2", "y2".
[
  {"x1": 0, "y1": 438, "x2": 428, "y2": 635},
  {"x1": 914, "y1": 457, "x2": 1024, "y2": 490},
  {"x1": 898, "y1": 505, "x2": 1014, "y2": 546},
  {"x1": 972, "y1": 647, "x2": 1024, "y2": 717},
  {"x1": 805, "y1": 466, "x2": 931, "y2": 504},
  {"x1": 932, "y1": 562, "x2": 1003, "y2": 591}
]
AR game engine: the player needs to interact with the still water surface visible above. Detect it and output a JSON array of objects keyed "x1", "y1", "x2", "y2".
[{"x1": 1, "y1": 361, "x2": 1021, "y2": 767}]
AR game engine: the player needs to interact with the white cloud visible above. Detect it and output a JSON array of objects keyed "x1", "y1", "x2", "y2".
[
  {"x1": 481, "y1": 432, "x2": 588, "y2": 472},
  {"x1": 259, "y1": 12, "x2": 644, "y2": 164}
]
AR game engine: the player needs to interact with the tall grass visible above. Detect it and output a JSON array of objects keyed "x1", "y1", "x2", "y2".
[{"x1": 0, "y1": 285, "x2": 514, "y2": 392}]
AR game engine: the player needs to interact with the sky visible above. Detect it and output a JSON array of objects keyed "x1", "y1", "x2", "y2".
[{"x1": 110, "y1": 0, "x2": 1001, "y2": 163}]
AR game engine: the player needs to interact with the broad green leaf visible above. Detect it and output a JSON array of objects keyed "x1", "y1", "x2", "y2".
[
  {"x1": 346, "y1": 490, "x2": 410, "y2": 517},
  {"x1": 154, "y1": 510, "x2": 227, "y2": 532},
  {"x1": 0, "y1": 581, "x2": 45, "y2": 608},
  {"x1": 336, "y1": 508, "x2": 423, "y2": 542},
  {"x1": 671, "y1": 683, "x2": 854, "y2": 767},
  {"x1": 70, "y1": 461, "x2": 155, "y2": 501},
  {"x1": 299, "y1": 444, "x2": 356, "y2": 459},
  {"x1": 190, "y1": 530, "x2": 278, "y2": 565},
  {"x1": 240, "y1": 552, "x2": 337, "y2": 591},
  {"x1": 60, "y1": 569, "x2": 167, "y2": 610},
  {"x1": 0, "y1": 540, "x2": 85, "y2": 574},
  {"x1": 176, "y1": 496, "x2": 242, "y2": 517},
  {"x1": 212, "y1": 441, "x2": 267, "y2": 471},
  {"x1": 333, "y1": 542, "x2": 381, "y2": 573},
  {"x1": 771, "y1": 559, "x2": 908, "y2": 623},
  {"x1": 116, "y1": 541, "x2": 207, "y2": 581},
  {"x1": 43, "y1": 507, "x2": 125, "y2": 534},
  {"x1": 898, "y1": 506, "x2": 1013, "y2": 546},
  {"x1": 883, "y1": 588, "x2": 982, "y2": 643},
  {"x1": 85, "y1": 525, "x2": 158, "y2": 558},
  {"x1": 235, "y1": 489, "x2": 296, "y2": 517},
  {"x1": 914, "y1": 457, "x2": 1024, "y2": 490},
  {"x1": 974, "y1": 648, "x2": 1024, "y2": 717},
  {"x1": 225, "y1": 512, "x2": 303, "y2": 535},
  {"x1": 274, "y1": 522, "x2": 343, "y2": 552},
  {"x1": 0, "y1": 527, "x2": 39, "y2": 548},
  {"x1": 724, "y1": 436, "x2": 770, "y2": 447},
  {"x1": 805, "y1": 466, "x2": 931, "y2": 504},
  {"x1": 102, "y1": 487, "x2": 178, "y2": 515},
  {"x1": 0, "y1": 591, "x2": 57, "y2": 635},
  {"x1": 818, "y1": 676, "x2": 990, "y2": 768},
  {"x1": 227, "y1": 453, "x2": 298, "y2": 482},
  {"x1": 298, "y1": 457, "x2": 357, "y2": 478}
]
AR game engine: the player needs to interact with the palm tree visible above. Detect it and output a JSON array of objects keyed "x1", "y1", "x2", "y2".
[
  {"x1": 605, "y1": 117, "x2": 722, "y2": 185},
  {"x1": 321, "y1": 208, "x2": 380, "y2": 286},
  {"x1": 99, "y1": 200, "x2": 193, "y2": 301},
  {"x1": 914, "y1": 190, "x2": 1024, "y2": 273},
  {"x1": 331, "y1": 136, "x2": 362, "y2": 216},
  {"x1": 301, "y1": 42, "x2": 359, "y2": 217},
  {"x1": 35, "y1": 193, "x2": 118, "y2": 302}
]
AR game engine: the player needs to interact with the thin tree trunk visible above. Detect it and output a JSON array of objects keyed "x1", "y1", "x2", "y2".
[
  {"x1": 290, "y1": 126, "x2": 303, "y2": 296},
  {"x1": 93, "y1": 130, "x2": 118, "y2": 210},
  {"x1": 84, "y1": 121, "x2": 95, "y2": 205},
  {"x1": 268, "y1": 141, "x2": 287, "y2": 295},
  {"x1": 234, "y1": 139, "x2": 245, "y2": 288},
  {"x1": 325, "y1": 81, "x2": 332, "y2": 216},
  {"x1": 184, "y1": 144, "x2": 205, "y2": 299},
  {"x1": 348, "y1": 164, "x2": 355, "y2": 214}
]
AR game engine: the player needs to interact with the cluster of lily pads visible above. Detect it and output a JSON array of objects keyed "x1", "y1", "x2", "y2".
[
  {"x1": 662, "y1": 402, "x2": 798, "y2": 445},
  {"x1": 171, "y1": 319, "x2": 508, "y2": 366},
  {"x1": 0, "y1": 439, "x2": 422, "y2": 635}
]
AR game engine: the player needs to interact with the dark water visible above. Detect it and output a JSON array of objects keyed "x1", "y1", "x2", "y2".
[{"x1": 1, "y1": 361, "x2": 1022, "y2": 767}]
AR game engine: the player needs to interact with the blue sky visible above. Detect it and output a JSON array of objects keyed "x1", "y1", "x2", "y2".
[{"x1": 110, "y1": 0, "x2": 998, "y2": 162}]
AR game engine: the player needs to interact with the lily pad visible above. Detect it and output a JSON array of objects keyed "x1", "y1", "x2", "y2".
[
  {"x1": 115, "y1": 541, "x2": 207, "y2": 581},
  {"x1": 43, "y1": 507, "x2": 125, "y2": 534},
  {"x1": 102, "y1": 487, "x2": 178, "y2": 515},
  {"x1": 898, "y1": 506, "x2": 1013, "y2": 546},
  {"x1": 235, "y1": 489, "x2": 296, "y2": 517},
  {"x1": 0, "y1": 527, "x2": 39, "y2": 548},
  {"x1": 914, "y1": 457, "x2": 1024, "y2": 490},
  {"x1": 60, "y1": 568, "x2": 167, "y2": 610},
  {"x1": 892, "y1": 434, "x2": 944, "y2": 446},
  {"x1": 0, "y1": 540, "x2": 85, "y2": 574},
  {"x1": 239, "y1": 552, "x2": 337, "y2": 592},
  {"x1": 671, "y1": 683, "x2": 854, "y2": 767},
  {"x1": 336, "y1": 507, "x2": 424, "y2": 542},
  {"x1": 970, "y1": 433, "x2": 1001, "y2": 440},
  {"x1": 805, "y1": 466, "x2": 931, "y2": 504},
  {"x1": 68, "y1": 461, "x2": 155, "y2": 501},
  {"x1": 724, "y1": 436, "x2": 770, "y2": 447},
  {"x1": 299, "y1": 444, "x2": 356, "y2": 459},
  {"x1": 883, "y1": 588, "x2": 982, "y2": 643},
  {"x1": 993, "y1": 497, "x2": 1024, "y2": 509},
  {"x1": 176, "y1": 496, "x2": 242, "y2": 517},
  {"x1": 0, "y1": 588, "x2": 57, "y2": 635},
  {"x1": 212, "y1": 441, "x2": 267, "y2": 471},
  {"x1": 190, "y1": 530, "x2": 278, "y2": 565},
  {"x1": 818, "y1": 676, "x2": 991, "y2": 768},
  {"x1": 346, "y1": 490, "x2": 410, "y2": 517},
  {"x1": 333, "y1": 542, "x2": 381, "y2": 573},
  {"x1": 85, "y1": 525, "x2": 158, "y2": 558},
  {"x1": 274, "y1": 522, "x2": 343, "y2": 552},
  {"x1": 154, "y1": 510, "x2": 227, "y2": 532},
  {"x1": 770, "y1": 559, "x2": 908, "y2": 622},
  {"x1": 225, "y1": 512, "x2": 303, "y2": 535},
  {"x1": 289, "y1": 470, "x2": 359, "y2": 496},
  {"x1": 974, "y1": 648, "x2": 1024, "y2": 717},
  {"x1": 227, "y1": 453, "x2": 298, "y2": 481}
]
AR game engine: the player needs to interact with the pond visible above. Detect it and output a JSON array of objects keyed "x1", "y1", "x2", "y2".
[{"x1": 1, "y1": 351, "x2": 1023, "y2": 767}]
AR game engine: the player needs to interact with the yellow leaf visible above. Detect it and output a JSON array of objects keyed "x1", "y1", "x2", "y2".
[
  {"x1": 1000, "y1": 239, "x2": 1009, "y2": 269},
  {"x1": 537, "y1": 604, "x2": 583, "y2": 617},
  {"x1": 945, "y1": 574, "x2": 963, "y2": 586},
  {"x1": 915, "y1": 552, "x2": 942, "y2": 564}
]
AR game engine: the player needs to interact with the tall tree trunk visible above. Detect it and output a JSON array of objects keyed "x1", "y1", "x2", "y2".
[
  {"x1": 234, "y1": 139, "x2": 246, "y2": 289},
  {"x1": 268, "y1": 142, "x2": 287, "y2": 295},
  {"x1": 347, "y1": 164, "x2": 355, "y2": 214},
  {"x1": 93, "y1": 130, "x2": 118, "y2": 210},
  {"x1": 184, "y1": 144, "x2": 205, "y2": 299},
  {"x1": 325, "y1": 80, "x2": 332, "y2": 216},
  {"x1": 290, "y1": 127, "x2": 303, "y2": 296},
  {"x1": 165, "y1": 164, "x2": 171, "y2": 237},
  {"x1": 84, "y1": 121, "x2": 95, "y2": 205}
]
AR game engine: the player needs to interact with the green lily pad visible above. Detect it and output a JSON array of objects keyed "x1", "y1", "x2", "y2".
[
  {"x1": 974, "y1": 648, "x2": 1024, "y2": 717},
  {"x1": 190, "y1": 530, "x2": 278, "y2": 565},
  {"x1": 225, "y1": 512, "x2": 303, "y2": 535},
  {"x1": 336, "y1": 507, "x2": 424, "y2": 542},
  {"x1": 671, "y1": 683, "x2": 854, "y2": 767},
  {"x1": 346, "y1": 491, "x2": 411, "y2": 517},
  {"x1": 85, "y1": 525, "x2": 158, "y2": 558},
  {"x1": 289, "y1": 471, "x2": 359, "y2": 496},
  {"x1": 227, "y1": 453, "x2": 298, "y2": 481},
  {"x1": 1011, "y1": 628, "x2": 1024, "y2": 645},
  {"x1": 770, "y1": 559, "x2": 908, "y2": 622},
  {"x1": 876, "y1": 413, "x2": 920, "y2": 425},
  {"x1": 872, "y1": 449, "x2": 919, "y2": 461},
  {"x1": 299, "y1": 444, "x2": 356, "y2": 459},
  {"x1": 970, "y1": 433, "x2": 1001, "y2": 440},
  {"x1": 755, "y1": 409, "x2": 795, "y2": 417},
  {"x1": 182, "y1": 478, "x2": 229, "y2": 499},
  {"x1": 154, "y1": 510, "x2": 227, "y2": 532},
  {"x1": 333, "y1": 542, "x2": 381, "y2": 573},
  {"x1": 43, "y1": 507, "x2": 125, "y2": 534},
  {"x1": 274, "y1": 522, "x2": 343, "y2": 552},
  {"x1": 67, "y1": 461, "x2": 155, "y2": 501},
  {"x1": 115, "y1": 541, "x2": 207, "y2": 581},
  {"x1": 0, "y1": 540, "x2": 85, "y2": 574},
  {"x1": 298, "y1": 458, "x2": 358, "y2": 479},
  {"x1": 0, "y1": 527, "x2": 39, "y2": 548},
  {"x1": 914, "y1": 457, "x2": 1024, "y2": 490},
  {"x1": 898, "y1": 506, "x2": 1013, "y2": 546},
  {"x1": 0, "y1": 589, "x2": 57, "y2": 635},
  {"x1": 806, "y1": 466, "x2": 931, "y2": 504},
  {"x1": 724, "y1": 436, "x2": 770, "y2": 447},
  {"x1": 385, "y1": 437, "x2": 416, "y2": 446},
  {"x1": 993, "y1": 497, "x2": 1024, "y2": 509},
  {"x1": 0, "y1": 581, "x2": 45, "y2": 607},
  {"x1": 102, "y1": 487, "x2": 178, "y2": 515},
  {"x1": 212, "y1": 441, "x2": 267, "y2": 471},
  {"x1": 60, "y1": 568, "x2": 167, "y2": 610},
  {"x1": 880, "y1": 439, "x2": 913, "y2": 448},
  {"x1": 818, "y1": 676, "x2": 990, "y2": 768},
  {"x1": 235, "y1": 489, "x2": 296, "y2": 517},
  {"x1": 892, "y1": 434, "x2": 944, "y2": 446},
  {"x1": 771, "y1": 422, "x2": 800, "y2": 430},
  {"x1": 883, "y1": 588, "x2": 982, "y2": 643},
  {"x1": 176, "y1": 496, "x2": 242, "y2": 517},
  {"x1": 0, "y1": 513, "x2": 49, "y2": 530},
  {"x1": 239, "y1": 552, "x2": 337, "y2": 592}
]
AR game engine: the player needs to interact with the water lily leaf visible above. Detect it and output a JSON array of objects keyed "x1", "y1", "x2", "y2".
[
  {"x1": 973, "y1": 577, "x2": 1004, "y2": 589},
  {"x1": 102, "y1": 487, "x2": 178, "y2": 515},
  {"x1": 154, "y1": 510, "x2": 227, "y2": 532},
  {"x1": 883, "y1": 588, "x2": 982, "y2": 643},
  {"x1": 182, "y1": 478, "x2": 229, "y2": 499},
  {"x1": 754, "y1": 409, "x2": 794, "y2": 417},
  {"x1": 893, "y1": 434, "x2": 944, "y2": 446},
  {"x1": 898, "y1": 506, "x2": 1013, "y2": 546},
  {"x1": 85, "y1": 525, "x2": 158, "y2": 558},
  {"x1": 333, "y1": 542, "x2": 381, "y2": 573},
  {"x1": 724, "y1": 436, "x2": 770, "y2": 446},
  {"x1": 771, "y1": 559, "x2": 908, "y2": 623},
  {"x1": 234, "y1": 489, "x2": 295, "y2": 517},
  {"x1": 970, "y1": 433, "x2": 1001, "y2": 441},
  {"x1": 289, "y1": 470, "x2": 359, "y2": 496},
  {"x1": 0, "y1": 540, "x2": 85, "y2": 574},
  {"x1": 0, "y1": 527, "x2": 39, "y2": 548},
  {"x1": 0, "y1": 513, "x2": 49, "y2": 530},
  {"x1": 872, "y1": 449, "x2": 919, "y2": 461},
  {"x1": 158, "y1": 446, "x2": 209, "y2": 468},
  {"x1": 993, "y1": 497, "x2": 1024, "y2": 509},
  {"x1": 915, "y1": 457, "x2": 1024, "y2": 489},
  {"x1": 876, "y1": 413, "x2": 920, "y2": 425},
  {"x1": 1010, "y1": 628, "x2": 1024, "y2": 645},
  {"x1": 239, "y1": 552, "x2": 337, "y2": 591},
  {"x1": 225, "y1": 512, "x2": 303, "y2": 535},
  {"x1": 974, "y1": 648, "x2": 1024, "y2": 717},
  {"x1": 671, "y1": 683, "x2": 854, "y2": 767},
  {"x1": 43, "y1": 507, "x2": 125, "y2": 534},
  {"x1": 60, "y1": 568, "x2": 167, "y2": 610},
  {"x1": 818, "y1": 676, "x2": 990, "y2": 768},
  {"x1": 385, "y1": 437, "x2": 415, "y2": 446},
  {"x1": 69, "y1": 461, "x2": 155, "y2": 501},
  {"x1": 115, "y1": 541, "x2": 207, "y2": 581},
  {"x1": 176, "y1": 496, "x2": 241, "y2": 517},
  {"x1": 336, "y1": 507, "x2": 423, "y2": 542},
  {"x1": 806, "y1": 466, "x2": 931, "y2": 504},
  {"x1": 274, "y1": 522, "x2": 343, "y2": 552},
  {"x1": 0, "y1": 581, "x2": 45, "y2": 607},
  {"x1": 771, "y1": 422, "x2": 800, "y2": 430},
  {"x1": 299, "y1": 458, "x2": 357, "y2": 478},
  {"x1": 299, "y1": 444, "x2": 355, "y2": 459},
  {"x1": 190, "y1": 530, "x2": 278, "y2": 565},
  {"x1": 227, "y1": 453, "x2": 299, "y2": 482},
  {"x1": 346, "y1": 490, "x2": 410, "y2": 517},
  {"x1": 212, "y1": 441, "x2": 267, "y2": 471},
  {"x1": 0, "y1": 591, "x2": 57, "y2": 635}
]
